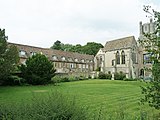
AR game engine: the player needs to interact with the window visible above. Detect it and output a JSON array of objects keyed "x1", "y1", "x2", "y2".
[
  {"x1": 68, "y1": 57, "x2": 73, "y2": 61},
  {"x1": 75, "y1": 58, "x2": 78, "y2": 62},
  {"x1": 86, "y1": 60, "x2": 89, "y2": 63},
  {"x1": 86, "y1": 64, "x2": 88, "y2": 69},
  {"x1": 116, "y1": 51, "x2": 120, "y2": 64},
  {"x1": 30, "y1": 52, "x2": 36, "y2": 56},
  {"x1": 79, "y1": 64, "x2": 82, "y2": 68},
  {"x1": 144, "y1": 25, "x2": 148, "y2": 31},
  {"x1": 83, "y1": 65, "x2": 86, "y2": 68},
  {"x1": 81, "y1": 59, "x2": 85, "y2": 63},
  {"x1": 100, "y1": 56, "x2": 102, "y2": 65},
  {"x1": 112, "y1": 60, "x2": 114, "y2": 66},
  {"x1": 132, "y1": 53, "x2": 137, "y2": 64},
  {"x1": 70, "y1": 64, "x2": 74, "y2": 68},
  {"x1": 143, "y1": 53, "x2": 151, "y2": 64},
  {"x1": 121, "y1": 51, "x2": 125, "y2": 64},
  {"x1": 19, "y1": 50, "x2": 26, "y2": 56},
  {"x1": 90, "y1": 60, "x2": 93, "y2": 63},
  {"x1": 52, "y1": 55, "x2": 57, "y2": 60},
  {"x1": 61, "y1": 56, "x2": 66, "y2": 61}
]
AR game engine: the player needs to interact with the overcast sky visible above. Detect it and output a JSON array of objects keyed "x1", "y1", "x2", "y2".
[{"x1": 0, "y1": 0, "x2": 160, "y2": 48}]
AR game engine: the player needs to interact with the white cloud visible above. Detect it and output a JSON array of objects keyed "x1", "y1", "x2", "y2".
[{"x1": 0, "y1": 0, "x2": 160, "y2": 47}]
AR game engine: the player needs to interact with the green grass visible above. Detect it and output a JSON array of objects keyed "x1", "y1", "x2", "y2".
[{"x1": 0, "y1": 79, "x2": 159, "y2": 119}]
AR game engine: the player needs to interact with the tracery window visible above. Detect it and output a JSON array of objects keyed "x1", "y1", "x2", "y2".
[
  {"x1": 116, "y1": 51, "x2": 120, "y2": 64},
  {"x1": 121, "y1": 51, "x2": 125, "y2": 64}
]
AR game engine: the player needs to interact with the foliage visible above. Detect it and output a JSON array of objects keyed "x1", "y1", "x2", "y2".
[
  {"x1": 0, "y1": 29, "x2": 19, "y2": 85},
  {"x1": 19, "y1": 54, "x2": 56, "y2": 85},
  {"x1": 114, "y1": 72, "x2": 126, "y2": 80},
  {"x1": 0, "y1": 92, "x2": 87, "y2": 120},
  {"x1": 83, "y1": 42, "x2": 103, "y2": 56},
  {"x1": 123, "y1": 78, "x2": 139, "y2": 81},
  {"x1": 51, "y1": 75, "x2": 88, "y2": 83},
  {"x1": 50, "y1": 40, "x2": 63, "y2": 50},
  {"x1": 2, "y1": 75, "x2": 25, "y2": 86},
  {"x1": 98, "y1": 72, "x2": 106, "y2": 79},
  {"x1": 98, "y1": 72, "x2": 112, "y2": 79},
  {"x1": 51, "y1": 41, "x2": 103, "y2": 56},
  {"x1": 0, "y1": 80, "x2": 159, "y2": 119},
  {"x1": 139, "y1": 6, "x2": 160, "y2": 110}
]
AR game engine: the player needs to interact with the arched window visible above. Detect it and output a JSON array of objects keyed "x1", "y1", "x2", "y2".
[
  {"x1": 121, "y1": 51, "x2": 125, "y2": 64},
  {"x1": 140, "y1": 69, "x2": 144, "y2": 76},
  {"x1": 116, "y1": 51, "x2": 120, "y2": 64}
]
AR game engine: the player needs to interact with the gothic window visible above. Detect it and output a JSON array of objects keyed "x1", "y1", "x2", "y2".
[
  {"x1": 121, "y1": 51, "x2": 125, "y2": 64},
  {"x1": 143, "y1": 53, "x2": 151, "y2": 64},
  {"x1": 112, "y1": 60, "x2": 114, "y2": 66},
  {"x1": 116, "y1": 51, "x2": 120, "y2": 64}
]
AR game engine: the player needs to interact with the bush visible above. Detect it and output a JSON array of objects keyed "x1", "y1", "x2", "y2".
[
  {"x1": 114, "y1": 72, "x2": 126, "y2": 80},
  {"x1": 1, "y1": 75, "x2": 25, "y2": 86},
  {"x1": 51, "y1": 75, "x2": 88, "y2": 83},
  {"x1": 19, "y1": 54, "x2": 56, "y2": 85},
  {"x1": 0, "y1": 92, "x2": 87, "y2": 120},
  {"x1": 98, "y1": 72, "x2": 106, "y2": 79},
  {"x1": 106, "y1": 73, "x2": 112, "y2": 80}
]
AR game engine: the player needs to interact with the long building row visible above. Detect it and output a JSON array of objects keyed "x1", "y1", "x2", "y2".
[{"x1": 9, "y1": 43, "x2": 94, "y2": 77}]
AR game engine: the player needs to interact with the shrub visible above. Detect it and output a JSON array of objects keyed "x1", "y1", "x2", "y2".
[
  {"x1": 51, "y1": 75, "x2": 88, "y2": 83},
  {"x1": 19, "y1": 54, "x2": 56, "y2": 85},
  {"x1": 106, "y1": 73, "x2": 112, "y2": 80},
  {"x1": 2, "y1": 75, "x2": 25, "y2": 86},
  {"x1": 0, "y1": 92, "x2": 87, "y2": 120},
  {"x1": 114, "y1": 72, "x2": 126, "y2": 80},
  {"x1": 98, "y1": 72, "x2": 106, "y2": 79}
]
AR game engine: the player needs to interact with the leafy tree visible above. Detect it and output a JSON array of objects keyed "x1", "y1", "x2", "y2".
[
  {"x1": 61, "y1": 43, "x2": 74, "y2": 51},
  {"x1": 51, "y1": 40, "x2": 63, "y2": 50},
  {"x1": 139, "y1": 6, "x2": 160, "y2": 110},
  {"x1": 51, "y1": 40, "x2": 103, "y2": 56},
  {"x1": 0, "y1": 29, "x2": 19, "y2": 85},
  {"x1": 20, "y1": 54, "x2": 56, "y2": 85},
  {"x1": 83, "y1": 42, "x2": 103, "y2": 56}
]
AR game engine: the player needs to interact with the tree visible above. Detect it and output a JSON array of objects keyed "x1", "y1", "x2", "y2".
[
  {"x1": 0, "y1": 29, "x2": 19, "y2": 85},
  {"x1": 51, "y1": 41, "x2": 103, "y2": 56},
  {"x1": 139, "y1": 6, "x2": 160, "y2": 110},
  {"x1": 20, "y1": 54, "x2": 56, "y2": 85},
  {"x1": 83, "y1": 42, "x2": 103, "y2": 56},
  {"x1": 51, "y1": 40, "x2": 63, "y2": 50}
]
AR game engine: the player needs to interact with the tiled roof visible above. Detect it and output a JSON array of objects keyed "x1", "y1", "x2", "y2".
[
  {"x1": 104, "y1": 36, "x2": 136, "y2": 51},
  {"x1": 8, "y1": 43, "x2": 94, "y2": 63}
]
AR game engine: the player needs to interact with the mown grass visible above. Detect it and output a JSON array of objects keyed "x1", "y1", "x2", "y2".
[{"x1": 0, "y1": 79, "x2": 159, "y2": 119}]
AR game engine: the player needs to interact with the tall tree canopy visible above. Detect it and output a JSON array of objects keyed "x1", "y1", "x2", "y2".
[
  {"x1": 139, "y1": 6, "x2": 160, "y2": 110},
  {"x1": 83, "y1": 42, "x2": 103, "y2": 55},
  {"x1": 0, "y1": 29, "x2": 19, "y2": 85},
  {"x1": 51, "y1": 41, "x2": 103, "y2": 56},
  {"x1": 51, "y1": 40, "x2": 63, "y2": 50}
]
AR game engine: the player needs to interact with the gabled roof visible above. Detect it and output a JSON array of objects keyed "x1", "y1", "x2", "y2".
[
  {"x1": 104, "y1": 36, "x2": 136, "y2": 51},
  {"x1": 8, "y1": 42, "x2": 94, "y2": 63}
]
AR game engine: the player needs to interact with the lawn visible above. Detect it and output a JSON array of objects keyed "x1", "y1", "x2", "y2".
[{"x1": 0, "y1": 79, "x2": 159, "y2": 119}]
